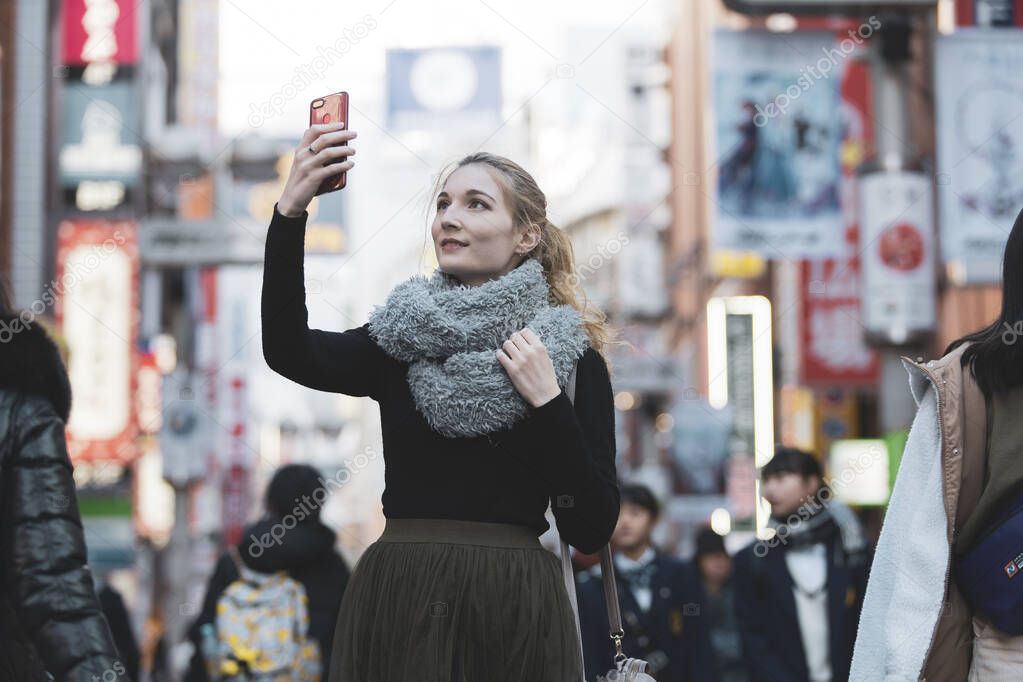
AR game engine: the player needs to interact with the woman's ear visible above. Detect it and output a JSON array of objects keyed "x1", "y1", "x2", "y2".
[{"x1": 515, "y1": 223, "x2": 542, "y2": 254}]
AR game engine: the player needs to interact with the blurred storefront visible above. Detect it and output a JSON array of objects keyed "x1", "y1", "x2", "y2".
[{"x1": 664, "y1": 0, "x2": 1009, "y2": 554}]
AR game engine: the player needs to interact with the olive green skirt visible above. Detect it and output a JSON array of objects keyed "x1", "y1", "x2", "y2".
[{"x1": 328, "y1": 517, "x2": 583, "y2": 682}]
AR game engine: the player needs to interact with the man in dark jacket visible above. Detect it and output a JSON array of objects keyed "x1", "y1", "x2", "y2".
[
  {"x1": 185, "y1": 464, "x2": 351, "y2": 680},
  {"x1": 0, "y1": 287, "x2": 128, "y2": 680},
  {"x1": 576, "y1": 483, "x2": 717, "y2": 682},
  {"x1": 732, "y1": 447, "x2": 871, "y2": 682}
]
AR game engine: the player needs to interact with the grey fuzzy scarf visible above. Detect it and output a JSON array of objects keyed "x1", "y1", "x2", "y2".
[{"x1": 366, "y1": 257, "x2": 590, "y2": 438}]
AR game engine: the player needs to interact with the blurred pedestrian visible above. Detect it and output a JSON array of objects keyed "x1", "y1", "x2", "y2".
[
  {"x1": 262, "y1": 125, "x2": 620, "y2": 681},
  {"x1": 185, "y1": 463, "x2": 350, "y2": 680},
  {"x1": 0, "y1": 279, "x2": 130, "y2": 680},
  {"x1": 694, "y1": 527, "x2": 747, "y2": 682},
  {"x1": 850, "y1": 205, "x2": 1023, "y2": 680},
  {"x1": 96, "y1": 574, "x2": 141, "y2": 680},
  {"x1": 576, "y1": 483, "x2": 717, "y2": 681},
  {"x1": 732, "y1": 447, "x2": 870, "y2": 682}
]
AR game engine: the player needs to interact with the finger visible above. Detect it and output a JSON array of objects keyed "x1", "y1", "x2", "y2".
[
  {"x1": 314, "y1": 159, "x2": 354, "y2": 177},
  {"x1": 317, "y1": 129, "x2": 358, "y2": 145},
  {"x1": 520, "y1": 327, "x2": 542, "y2": 345},
  {"x1": 508, "y1": 332, "x2": 531, "y2": 352},
  {"x1": 300, "y1": 122, "x2": 344, "y2": 146},
  {"x1": 321, "y1": 144, "x2": 356, "y2": 159},
  {"x1": 501, "y1": 338, "x2": 522, "y2": 361}
]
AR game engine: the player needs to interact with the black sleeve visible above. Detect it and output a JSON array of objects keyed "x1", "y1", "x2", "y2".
[
  {"x1": 678, "y1": 561, "x2": 719, "y2": 682},
  {"x1": 4, "y1": 398, "x2": 128, "y2": 681},
  {"x1": 731, "y1": 549, "x2": 790, "y2": 682},
  {"x1": 261, "y1": 202, "x2": 389, "y2": 399},
  {"x1": 521, "y1": 346, "x2": 620, "y2": 555},
  {"x1": 98, "y1": 586, "x2": 140, "y2": 680}
]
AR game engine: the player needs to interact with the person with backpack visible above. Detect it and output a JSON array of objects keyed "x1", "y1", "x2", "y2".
[
  {"x1": 262, "y1": 125, "x2": 620, "y2": 681},
  {"x1": 575, "y1": 483, "x2": 718, "y2": 681},
  {"x1": 185, "y1": 464, "x2": 351, "y2": 681},
  {"x1": 732, "y1": 447, "x2": 871, "y2": 682},
  {"x1": 0, "y1": 280, "x2": 129, "y2": 680},
  {"x1": 850, "y1": 206, "x2": 1023, "y2": 680}
]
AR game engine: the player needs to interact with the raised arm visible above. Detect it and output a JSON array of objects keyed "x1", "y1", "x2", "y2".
[
  {"x1": 521, "y1": 346, "x2": 620, "y2": 554},
  {"x1": 261, "y1": 203, "x2": 389, "y2": 399}
]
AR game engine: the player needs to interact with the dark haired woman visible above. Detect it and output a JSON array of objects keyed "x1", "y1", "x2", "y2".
[
  {"x1": 850, "y1": 207, "x2": 1023, "y2": 680},
  {"x1": 0, "y1": 280, "x2": 128, "y2": 680},
  {"x1": 260, "y1": 123, "x2": 621, "y2": 680}
]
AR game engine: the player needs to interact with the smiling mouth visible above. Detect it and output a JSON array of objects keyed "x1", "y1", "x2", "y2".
[{"x1": 441, "y1": 239, "x2": 468, "y2": 247}]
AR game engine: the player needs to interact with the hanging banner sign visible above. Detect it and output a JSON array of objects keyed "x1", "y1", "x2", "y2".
[{"x1": 56, "y1": 219, "x2": 140, "y2": 463}]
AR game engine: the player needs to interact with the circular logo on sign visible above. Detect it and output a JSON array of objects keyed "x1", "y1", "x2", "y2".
[{"x1": 878, "y1": 222, "x2": 924, "y2": 271}]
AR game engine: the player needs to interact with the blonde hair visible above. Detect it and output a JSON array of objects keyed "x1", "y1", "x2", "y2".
[{"x1": 429, "y1": 152, "x2": 622, "y2": 373}]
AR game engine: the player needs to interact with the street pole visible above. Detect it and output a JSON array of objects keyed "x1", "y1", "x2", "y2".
[{"x1": 869, "y1": 13, "x2": 928, "y2": 433}]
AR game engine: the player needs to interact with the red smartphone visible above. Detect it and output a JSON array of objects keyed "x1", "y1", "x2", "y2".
[{"x1": 309, "y1": 91, "x2": 350, "y2": 195}]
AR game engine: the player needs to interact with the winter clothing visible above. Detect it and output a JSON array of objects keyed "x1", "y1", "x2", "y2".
[
  {"x1": 849, "y1": 343, "x2": 1023, "y2": 681},
  {"x1": 366, "y1": 254, "x2": 591, "y2": 438},
  {"x1": 0, "y1": 312, "x2": 128, "y2": 680},
  {"x1": 956, "y1": 383, "x2": 1023, "y2": 554},
  {"x1": 98, "y1": 582, "x2": 141, "y2": 681},
  {"x1": 261, "y1": 202, "x2": 619, "y2": 679},
  {"x1": 185, "y1": 517, "x2": 350, "y2": 680},
  {"x1": 705, "y1": 580, "x2": 748, "y2": 682},
  {"x1": 576, "y1": 548, "x2": 718, "y2": 682},
  {"x1": 765, "y1": 498, "x2": 867, "y2": 557},
  {"x1": 261, "y1": 203, "x2": 620, "y2": 554},
  {"x1": 329, "y1": 517, "x2": 583, "y2": 681},
  {"x1": 733, "y1": 504, "x2": 870, "y2": 682}
]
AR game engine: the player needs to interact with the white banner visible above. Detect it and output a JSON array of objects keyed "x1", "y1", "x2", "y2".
[
  {"x1": 711, "y1": 30, "x2": 846, "y2": 258},
  {"x1": 859, "y1": 170, "x2": 937, "y2": 340},
  {"x1": 936, "y1": 29, "x2": 1023, "y2": 283}
]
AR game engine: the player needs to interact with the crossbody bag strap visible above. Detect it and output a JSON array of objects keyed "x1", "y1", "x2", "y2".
[{"x1": 558, "y1": 359, "x2": 627, "y2": 672}]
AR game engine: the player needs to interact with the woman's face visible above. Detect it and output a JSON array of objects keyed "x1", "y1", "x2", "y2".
[{"x1": 431, "y1": 164, "x2": 539, "y2": 286}]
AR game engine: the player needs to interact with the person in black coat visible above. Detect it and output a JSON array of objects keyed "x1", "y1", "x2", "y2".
[
  {"x1": 97, "y1": 577, "x2": 141, "y2": 680},
  {"x1": 576, "y1": 483, "x2": 718, "y2": 682},
  {"x1": 694, "y1": 528, "x2": 747, "y2": 682},
  {"x1": 731, "y1": 447, "x2": 871, "y2": 682},
  {"x1": 185, "y1": 463, "x2": 351, "y2": 680},
  {"x1": 0, "y1": 281, "x2": 128, "y2": 680}
]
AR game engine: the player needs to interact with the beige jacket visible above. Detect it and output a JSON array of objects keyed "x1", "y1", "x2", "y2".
[{"x1": 849, "y1": 342, "x2": 987, "y2": 681}]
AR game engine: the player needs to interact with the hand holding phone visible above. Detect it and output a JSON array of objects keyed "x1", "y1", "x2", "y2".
[
  {"x1": 277, "y1": 92, "x2": 356, "y2": 218},
  {"x1": 309, "y1": 91, "x2": 350, "y2": 195}
]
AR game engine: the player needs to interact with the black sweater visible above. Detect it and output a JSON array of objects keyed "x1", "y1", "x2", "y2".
[{"x1": 260, "y1": 203, "x2": 620, "y2": 554}]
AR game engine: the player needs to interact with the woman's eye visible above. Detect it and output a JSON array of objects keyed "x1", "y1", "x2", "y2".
[{"x1": 436, "y1": 199, "x2": 487, "y2": 209}]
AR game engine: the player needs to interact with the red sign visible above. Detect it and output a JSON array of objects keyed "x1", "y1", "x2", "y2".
[
  {"x1": 800, "y1": 52, "x2": 880, "y2": 386},
  {"x1": 221, "y1": 375, "x2": 250, "y2": 547},
  {"x1": 61, "y1": 0, "x2": 139, "y2": 67},
  {"x1": 55, "y1": 220, "x2": 140, "y2": 463}
]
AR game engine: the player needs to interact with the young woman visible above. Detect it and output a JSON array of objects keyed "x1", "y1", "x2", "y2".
[
  {"x1": 849, "y1": 206, "x2": 1023, "y2": 680},
  {"x1": 0, "y1": 279, "x2": 128, "y2": 680},
  {"x1": 260, "y1": 122, "x2": 621, "y2": 681}
]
